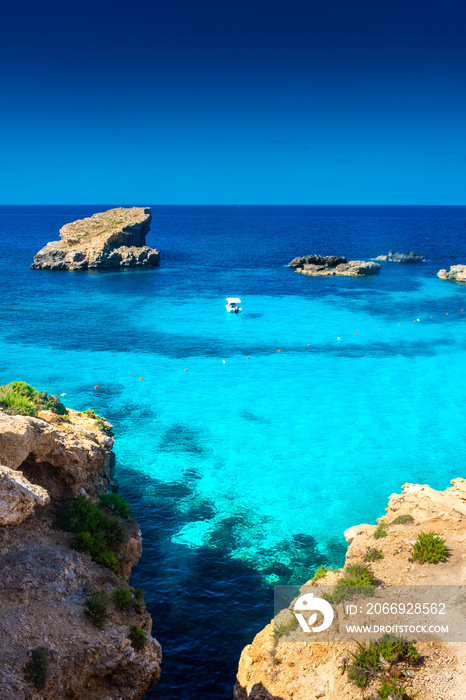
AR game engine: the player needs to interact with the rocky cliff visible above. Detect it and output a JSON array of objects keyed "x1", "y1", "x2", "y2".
[
  {"x1": 31, "y1": 207, "x2": 160, "y2": 270},
  {"x1": 289, "y1": 255, "x2": 380, "y2": 277},
  {"x1": 0, "y1": 384, "x2": 162, "y2": 699},
  {"x1": 234, "y1": 479, "x2": 466, "y2": 700}
]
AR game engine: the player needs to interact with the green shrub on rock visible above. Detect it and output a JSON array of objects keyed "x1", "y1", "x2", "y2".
[
  {"x1": 128, "y1": 624, "x2": 147, "y2": 651},
  {"x1": 391, "y1": 514, "x2": 415, "y2": 525},
  {"x1": 84, "y1": 591, "x2": 108, "y2": 628},
  {"x1": 363, "y1": 548, "x2": 384, "y2": 562},
  {"x1": 374, "y1": 522, "x2": 388, "y2": 539},
  {"x1": 24, "y1": 649, "x2": 48, "y2": 689},
  {"x1": 376, "y1": 677, "x2": 415, "y2": 699},
  {"x1": 412, "y1": 531, "x2": 448, "y2": 564},
  {"x1": 131, "y1": 587, "x2": 145, "y2": 614},
  {"x1": 99, "y1": 493, "x2": 131, "y2": 519},
  {"x1": 324, "y1": 563, "x2": 378, "y2": 604},
  {"x1": 113, "y1": 588, "x2": 134, "y2": 611},
  {"x1": 58, "y1": 495, "x2": 124, "y2": 576},
  {"x1": 0, "y1": 381, "x2": 67, "y2": 417},
  {"x1": 311, "y1": 565, "x2": 327, "y2": 583},
  {"x1": 348, "y1": 634, "x2": 419, "y2": 690}
]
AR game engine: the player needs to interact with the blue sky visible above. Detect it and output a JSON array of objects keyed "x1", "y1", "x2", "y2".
[{"x1": 1, "y1": 0, "x2": 466, "y2": 203}]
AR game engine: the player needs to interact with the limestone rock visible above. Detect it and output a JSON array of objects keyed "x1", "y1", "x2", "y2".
[
  {"x1": 234, "y1": 477, "x2": 466, "y2": 700},
  {"x1": 0, "y1": 465, "x2": 49, "y2": 525},
  {"x1": 289, "y1": 254, "x2": 380, "y2": 277},
  {"x1": 343, "y1": 523, "x2": 375, "y2": 543},
  {"x1": 289, "y1": 255, "x2": 348, "y2": 269},
  {"x1": 0, "y1": 409, "x2": 114, "y2": 501},
  {"x1": 437, "y1": 264, "x2": 466, "y2": 283},
  {"x1": 0, "y1": 396, "x2": 162, "y2": 700},
  {"x1": 373, "y1": 251, "x2": 424, "y2": 263},
  {"x1": 31, "y1": 207, "x2": 160, "y2": 270},
  {"x1": 299, "y1": 260, "x2": 380, "y2": 277}
]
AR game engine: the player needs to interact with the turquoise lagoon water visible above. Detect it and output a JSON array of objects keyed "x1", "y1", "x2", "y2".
[{"x1": 1, "y1": 205, "x2": 465, "y2": 697}]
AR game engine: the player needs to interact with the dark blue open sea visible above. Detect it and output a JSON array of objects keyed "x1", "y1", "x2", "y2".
[{"x1": 1, "y1": 205, "x2": 466, "y2": 698}]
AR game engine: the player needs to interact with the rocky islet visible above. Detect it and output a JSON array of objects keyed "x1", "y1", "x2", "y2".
[{"x1": 31, "y1": 206, "x2": 160, "y2": 270}]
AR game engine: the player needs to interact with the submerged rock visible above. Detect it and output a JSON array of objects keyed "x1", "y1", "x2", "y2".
[
  {"x1": 373, "y1": 250, "x2": 424, "y2": 263},
  {"x1": 437, "y1": 264, "x2": 466, "y2": 283},
  {"x1": 31, "y1": 206, "x2": 160, "y2": 270}
]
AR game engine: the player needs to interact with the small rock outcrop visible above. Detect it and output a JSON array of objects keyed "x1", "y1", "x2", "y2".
[
  {"x1": 0, "y1": 464, "x2": 49, "y2": 525},
  {"x1": 289, "y1": 255, "x2": 380, "y2": 277},
  {"x1": 0, "y1": 387, "x2": 162, "y2": 699},
  {"x1": 289, "y1": 255, "x2": 348, "y2": 269},
  {"x1": 31, "y1": 207, "x2": 160, "y2": 270},
  {"x1": 437, "y1": 265, "x2": 466, "y2": 283},
  {"x1": 234, "y1": 478, "x2": 466, "y2": 700},
  {"x1": 373, "y1": 251, "x2": 424, "y2": 263}
]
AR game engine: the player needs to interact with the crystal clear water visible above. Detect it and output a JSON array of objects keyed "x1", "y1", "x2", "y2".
[{"x1": 1, "y1": 205, "x2": 465, "y2": 698}]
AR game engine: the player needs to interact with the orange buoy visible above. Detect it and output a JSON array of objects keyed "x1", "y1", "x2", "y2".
[
  {"x1": 307, "y1": 344, "x2": 311, "y2": 347},
  {"x1": 430, "y1": 316, "x2": 433, "y2": 319},
  {"x1": 184, "y1": 368, "x2": 188, "y2": 371},
  {"x1": 398, "y1": 324, "x2": 401, "y2": 326},
  {"x1": 278, "y1": 350, "x2": 281, "y2": 353},
  {"x1": 94, "y1": 385, "x2": 99, "y2": 389},
  {"x1": 247, "y1": 356, "x2": 250, "y2": 359},
  {"x1": 378, "y1": 329, "x2": 381, "y2": 331},
  {"x1": 446, "y1": 313, "x2": 449, "y2": 315},
  {"x1": 140, "y1": 377, "x2": 144, "y2": 380},
  {"x1": 354, "y1": 334, "x2": 358, "y2": 336}
]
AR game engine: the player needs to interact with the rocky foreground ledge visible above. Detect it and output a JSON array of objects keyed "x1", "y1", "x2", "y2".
[
  {"x1": 31, "y1": 207, "x2": 160, "y2": 270},
  {"x1": 0, "y1": 383, "x2": 161, "y2": 699},
  {"x1": 437, "y1": 265, "x2": 466, "y2": 283},
  {"x1": 289, "y1": 255, "x2": 380, "y2": 277},
  {"x1": 234, "y1": 479, "x2": 466, "y2": 700}
]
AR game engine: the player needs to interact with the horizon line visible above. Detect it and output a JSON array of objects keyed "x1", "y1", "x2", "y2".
[{"x1": 2, "y1": 203, "x2": 466, "y2": 207}]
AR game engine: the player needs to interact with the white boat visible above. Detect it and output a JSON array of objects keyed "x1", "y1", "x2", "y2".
[{"x1": 225, "y1": 297, "x2": 242, "y2": 313}]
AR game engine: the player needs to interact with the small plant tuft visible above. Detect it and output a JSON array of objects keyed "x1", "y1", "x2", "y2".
[
  {"x1": 376, "y1": 677, "x2": 414, "y2": 699},
  {"x1": 131, "y1": 587, "x2": 145, "y2": 613},
  {"x1": 94, "y1": 416, "x2": 109, "y2": 433},
  {"x1": 84, "y1": 591, "x2": 108, "y2": 629},
  {"x1": 391, "y1": 514, "x2": 415, "y2": 525},
  {"x1": 324, "y1": 563, "x2": 378, "y2": 604},
  {"x1": 374, "y1": 522, "x2": 388, "y2": 539},
  {"x1": 24, "y1": 649, "x2": 47, "y2": 689},
  {"x1": 82, "y1": 408, "x2": 96, "y2": 418},
  {"x1": 363, "y1": 548, "x2": 384, "y2": 562},
  {"x1": 348, "y1": 634, "x2": 419, "y2": 690},
  {"x1": 412, "y1": 531, "x2": 448, "y2": 564},
  {"x1": 272, "y1": 614, "x2": 298, "y2": 641},
  {"x1": 112, "y1": 588, "x2": 133, "y2": 612},
  {"x1": 312, "y1": 565, "x2": 327, "y2": 583},
  {"x1": 128, "y1": 624, "x2": 147, "y2": 651},
  {"x1": 99, "y1": 493, "x2": 131, "y2": 520}
]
